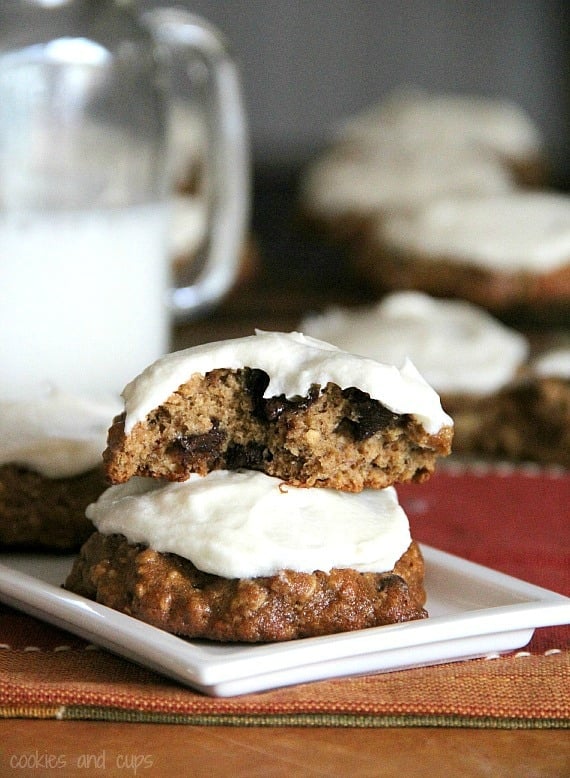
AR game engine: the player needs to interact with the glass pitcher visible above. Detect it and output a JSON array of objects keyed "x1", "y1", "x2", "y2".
[{"x1": 0, "y1": 0, "x2": 249, "y2": 400}]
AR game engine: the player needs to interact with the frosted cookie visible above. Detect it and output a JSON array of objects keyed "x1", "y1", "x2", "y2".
[
  {"x1": 299, "y1": 143, "x2": 514, "y2": 243},
  {"x1": 103, "y1": 331, "x2": 453, "y2": 492},
  {"x1": 334, "y1": 90, "x2": 546, "y2": 186},
  {"x1": 472, "y1": 348, "x2": 570, "y2": 467},
  {"x1": 299, "y1": 89, "x2": 545, "y2": 244},
  {"x1": 300, "y1": 292, "x2": 529, "y2": 452},
  {"x1": 0, "y1": 389, "x2": 118, "y2": 550},
  {"x1": 358, "y1": 192, "x2": 570, "y2": 318},
  {"x1": 65, "y1": 471, "x2": 427, "y2": 642}
]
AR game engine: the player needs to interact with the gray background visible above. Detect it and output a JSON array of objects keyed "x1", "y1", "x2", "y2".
[{"x1": 141, "y1": 0, "x2": 570, "y2": 181}]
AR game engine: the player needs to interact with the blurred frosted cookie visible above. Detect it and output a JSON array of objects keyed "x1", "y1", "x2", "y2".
[
  {"x1": 103, "y1": 331, "x2": 453, "y2": 492},
  {"x1": 167, "y1": 100, "x2": 206, "y2": 195},
  {"x1": 298, "y1": 89, "x2": 546, "y2": 244},
  {"x1": 65, "y1": 472, "x2": 427, "y2": 642},
  {"x1": 299, "y1": 143, "x2": 514, "y2": 243},
  {"x1": 0, "y1": 389, "x2": 118, "y2": 550},
  {"x1": 334, "y1": 89, "x2": 546, "y2": 187},
  {"x1": 472, "y1": 347, "x2": 570, "y2": 467},
  {"x1": 0, "y1": 465, "x2": 105, "y2": 550},
  {"x1": 300, "y1": 291, "x2": 529, "y2": 453},
  {"x1": 170, "y1": 194, "x2": 259, "y2": 291},
  {"x1": 166, "y1": 103, "x2": 260, "y2": 291},
  {"x1": 169, "y1": 193, "x2": 208, "y2": 276},
  {"x1": 358, "y1": 192, "x2": 570, "y2": 320}
]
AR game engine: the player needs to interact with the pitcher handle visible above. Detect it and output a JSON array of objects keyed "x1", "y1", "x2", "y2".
[{"x1": 142, "y1": 9, "x2": 250, "y2": 319}]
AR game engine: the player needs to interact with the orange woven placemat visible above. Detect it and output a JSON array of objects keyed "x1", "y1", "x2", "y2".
[{"x1": 1, "y1": 465, "x2": 569, "y2": 728}]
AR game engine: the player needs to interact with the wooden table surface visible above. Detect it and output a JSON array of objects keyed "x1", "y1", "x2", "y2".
[
  {"x1": 2, "y1": 169, "x2": 568, "y2": 776},
  {"x1": 0, "y1": 720, "x2": 569, "y2": 777}
]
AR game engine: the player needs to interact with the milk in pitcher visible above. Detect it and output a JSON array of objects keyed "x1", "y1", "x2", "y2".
[{"x1": 0, "y1": 203, "x2": 171, "y2": 401}]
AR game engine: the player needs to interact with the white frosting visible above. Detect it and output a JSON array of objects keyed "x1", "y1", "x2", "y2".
[
  {"x1": 87, "y1": 471, "x2": 412, "y2": 578},
  {"x1": 532, "y1": 348, "x2": 570, "y2": 380},
  {"x1": 0, "y1": 388, "x2": 119, "y2": 478},
  {"x1": 379, "y1": 193, "x2": 570, "y2": 272},
  {"x1": 122, "y1": 331, "x2": 452, "y2": 435},
  {"x1": 334, "y1": 90, "x2": 543, "y2": 162},
  {"x1": 169, "y1": 194, "x2": 208, "y2": 257},
  {"x1": 301, "y1": 292, "x2": 529, "y2": 396},
  {"x1": 301, "y1": 144, "x2": 513, "y2": 216}
]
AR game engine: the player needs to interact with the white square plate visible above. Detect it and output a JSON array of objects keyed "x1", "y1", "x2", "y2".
[{"x1": 0, "y1": 545, "x2": 568, "y2": 697}]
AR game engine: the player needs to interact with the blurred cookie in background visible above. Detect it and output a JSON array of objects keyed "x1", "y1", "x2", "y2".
[
  {"x1": 298, "y1": 89, "x2": 546, "y2": 245},
  {"x1": 357, "y1": 192, "x2": 570, "y2": 323},
  {"x1": 0, "y1": 390, "x2": 117, "y2": 551},
  {"x1": 299, "y1": 143, "x2": 515, "y2": 244},
  {"x1": 333, "y1": 89, "x2": 546, "y2": 187},
  {"x1": 167, "y1": 101, "x2": 259, "y2": 295},
  {"x1": 471, "y1": 347, "x2": 570, "y2": 468},
  {"x1": 167, "y1": 100, "x2": 207, "y2": 196}
]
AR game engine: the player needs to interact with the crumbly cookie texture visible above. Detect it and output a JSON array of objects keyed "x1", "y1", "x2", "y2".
[
  {"x1": 0, "y1": 465, "x2": 103, "y2": 550},
  {"x1": 65, "y1": 535, "x2": 427, "y2": 643},
  {"x1": 103, "y1": 368, "x2": 453, "y2": 491}
]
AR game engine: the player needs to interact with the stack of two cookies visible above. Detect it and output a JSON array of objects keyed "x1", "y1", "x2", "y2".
[{"x1": 65, "y1": 332, "x2": 453, "y2": 643}]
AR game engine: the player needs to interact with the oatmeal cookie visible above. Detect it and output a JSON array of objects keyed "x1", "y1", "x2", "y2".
[
  {"x1": 65, "y1": 534, "x2": 427, "y2": 642},
  {"x1": 0, "y1": 465, "x2": 104, "y2": 550},
  {"x1": 104, "y1": 367, "x2": 452, "y2": 491}
]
